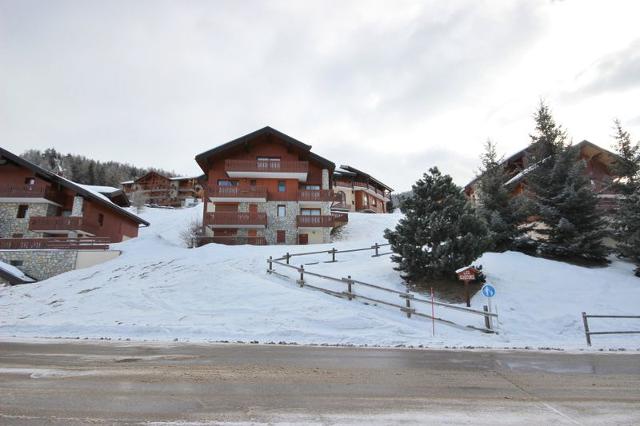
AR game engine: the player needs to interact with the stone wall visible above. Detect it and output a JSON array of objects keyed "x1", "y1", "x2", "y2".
[
  {"x1": 0, "y1": 202, "x2": 57, "y2": 238},
  {"x1": 0, "y1": 250, "x2": 78, "y2": 281}
]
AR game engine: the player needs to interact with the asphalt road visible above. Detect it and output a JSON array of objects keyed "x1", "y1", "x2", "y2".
[{"x1": 0, "y1": 341, "x2": 639, "y2": 425}]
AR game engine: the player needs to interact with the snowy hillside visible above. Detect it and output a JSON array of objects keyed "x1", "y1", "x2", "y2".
[{"x1": 1, "y1": 203, "x2": 639, "y2": 350}]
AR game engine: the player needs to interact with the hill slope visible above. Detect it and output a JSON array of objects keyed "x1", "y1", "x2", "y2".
[{"x1": 1, "y1": 205, "x2": 639, "y2": 349}]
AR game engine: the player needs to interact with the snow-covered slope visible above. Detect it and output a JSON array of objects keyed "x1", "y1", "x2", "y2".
[{"x1": 1, "y1": 204, "x2": 639, "y2": 349}]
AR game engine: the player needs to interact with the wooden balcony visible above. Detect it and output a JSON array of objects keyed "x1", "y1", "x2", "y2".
[
  {"x1": 205, "y1": 212, "x2": 267, "y2": 228},
  {"x1": 332, "y1": 212, "x2": 349, "y2": 225},
  {"x1": 0, "y1": 237, "x2": 110, "y2": 250},
  {"x1": 29, "y1": 216, "x2": 101, "y2": 236},
  {"x1": 298, "y1": 190, "x2": 341, "y2": 203},
  {"x1": 297, "y1": 215, "x2": 335, "y2": 228},
  {"x1": 225, "y1": 160, "x2": 309, "y2": 181},
  {"x1": 209, "y1": 185, "x2": 267, "y2": 202},
  {"x1": 0, "y1": 185, "x2": 65, "y2": 204},
  {"x1": 196, "y1": 236, "x2": 267, "y2": 246}
]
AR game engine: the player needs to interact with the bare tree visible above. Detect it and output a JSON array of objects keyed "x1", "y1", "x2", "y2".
[
  {"x1": 131, "y1": 190, "x2": 148, "y2": 214},
  {"x1": 180, "y1": 219, "x2": 203, "y2": 248}
]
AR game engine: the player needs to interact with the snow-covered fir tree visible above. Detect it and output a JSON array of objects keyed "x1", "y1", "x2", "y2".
[
  {"x1": 475, "y1": 140, "x2": 530, "y2": 251},
  {"x1": 611, "y1": 120, "x2": 640, "y2": 275},
  {"x1": 384, "y1": 167, "x2": 490, "y2": 282},
  {"x1": 526, "y1": 102, "x2": 608, "y2": 263}
]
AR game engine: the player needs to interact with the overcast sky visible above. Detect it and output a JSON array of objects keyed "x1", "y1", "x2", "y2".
[{"x1": 1, "y1": 0, "x2": 639, "y2": 191}]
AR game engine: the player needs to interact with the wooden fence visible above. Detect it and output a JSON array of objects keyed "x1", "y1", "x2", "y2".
[
  {"x1": 581, "y1": 312, "x2": 640, "y2": 346},
  {"x1": 267, "y1": 243, "x2": 497, "y2": 334},
  {"x1": 0, "y1": 237, "x2": 111, "y2": 250}
]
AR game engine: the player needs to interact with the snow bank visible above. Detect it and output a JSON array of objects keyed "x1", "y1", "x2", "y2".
[{"x1": 1, "y1": 204, "x2": 639, "y2": 349}]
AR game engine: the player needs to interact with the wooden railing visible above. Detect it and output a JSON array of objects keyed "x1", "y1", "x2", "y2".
[
  {"x1": 196, "y1": 236, "x2": 267, "y2": 246},
  {"x1": 206, "y1": 212, "x2": 267, "y2": 226},
  {"x1": 267, "y1": 243, "x2": 497, "y2": 334},
  {"x1": 0, "y1": 184, "x2": 65, "y2": 204},
  {"x1": 0, "y1": 237, "x2": 111, "y2": 250},
  {"x1": 332, "y1": 213, "x2": 349, "y2": 224},
  {"x1": 582, "y1": 312, "x2": 640, "y2": 346},
  {"x1": 225, "y1": 159, "x2": 309, "y2": 174},
  {"x1": 28, "y1": 216, "x2": 101, "y2": 235},
  {"x1": 298, "y1": 190, "x2": 340, "y2": 202},
  {"x1": 297, "y1": 215, "x2": 335, "y2": 227},
  {"x1": 209, "y1": 185, "x2": 267, "y2": 199}
]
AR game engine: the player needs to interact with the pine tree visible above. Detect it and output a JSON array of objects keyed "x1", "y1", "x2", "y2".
[
  {"x1": 611, "y1": 120, "x2": 640, "y2": 275},
  {"x1": 475, "y1": 140, "x2": 530, "y2": 251},
  {"x1": 526, "y1": 102, "x2": 608, "y2": 263},
  {"x1": 384, "y1": 167, "x2": 490, "y2": 282}
]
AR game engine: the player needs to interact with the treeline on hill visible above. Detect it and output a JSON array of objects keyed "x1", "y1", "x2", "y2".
[
  {"x1": 21, "y1": 148, "x2": 176, "y2": 188},
  {"x1": 385, "y1": 100, "x2": 640, "y2": 283}
]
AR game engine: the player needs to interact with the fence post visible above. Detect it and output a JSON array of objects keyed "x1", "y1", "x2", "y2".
[
  {"x1": 267, "y1": 256, "x2": 273, "y2": 273},
  {"x1": 329, "y1": 248, "x2": 337, "y2": 263},
  {"x1": 582, "y1": 312, "x2": 592, "y2": 346},
  {"x1": 286, "y1": 252, "x2": 290, "y2": 265},
  {"x1": 483, "y1": 305, "x2": 492, "y2": 331},
  {"x1": 346, "y1": 275, "x2": 353, "y2": 300},
  {"x1": 372, "y1": 243, "x2": 379, "y2": 257},
  {"x1": 297, "y1": 265, "x2": 305, "y2": 287}
]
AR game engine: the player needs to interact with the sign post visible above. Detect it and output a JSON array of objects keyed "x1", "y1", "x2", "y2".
[
  {"x1": 481, "y1": 284, "x2": 496, "y2": 329},
  {"x1": 456, "y1": 266, "x2": 478, "y2": 307}
]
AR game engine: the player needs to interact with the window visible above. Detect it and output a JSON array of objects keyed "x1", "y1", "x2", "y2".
[
  {"x1": 24, "y1": 177, "x2": 36, "y2": 185},
  {"x1": 277, "y1": 230, "x2": 286, "y2": 244},
  {"x1": 98, "y1": 213, "x2": 104, "y2": 227},
  {"x1": 217, "y1": 180, "x2": 238, "y2": 187},
  {"x1": 16, "y1": 205, "x2": 28, "y2": 219},
  {"x1": 277, "y1": 205, "x2": 286, "y2": 217},
  {"x1": 250, "y1": 179, "x2": 257, "y2": 187},
  {"x1": 278, "y1": 181, "x2": 286, "y2": 192},
  {"x1": 10, "y1": 260, "x2": 23, "y2": 267},
  {"x1": 300, "y1": 208, "x2": 321, "y2": 216},
  {"x1": 305, "y1": 185, "x2": 320, "y2": 190}
]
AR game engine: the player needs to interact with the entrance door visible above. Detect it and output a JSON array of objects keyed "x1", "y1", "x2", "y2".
[
  {"x1": 277, "y1": 230, "x2": 286, "y2": 244},
  {"x1": 298, "y1": 234, "x2": 308, "y2": 245}
]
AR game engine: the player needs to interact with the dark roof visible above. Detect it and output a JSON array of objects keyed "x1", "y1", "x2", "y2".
[
  {"x1": 337, "y1": 165, "x2": 394, "y2": 192},
  {"x1": 0, "y1": 147, "x2": 149, "y2": 226},
  {"x1": 464, "y1": 139, "x2": 623, "y2": 190},
  {"x1": 195, "y1": 126, "x2": 335, "y2": 172}
]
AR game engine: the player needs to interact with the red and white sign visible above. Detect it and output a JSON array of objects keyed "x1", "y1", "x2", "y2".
[{"x1": 456, "y1": 267, "x2": 478, "y2": 282}]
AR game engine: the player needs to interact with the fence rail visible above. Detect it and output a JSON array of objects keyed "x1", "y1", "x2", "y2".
[
  {"x1": 0, "y1": 237, "x2": 111, "y2": 250},
  {"x1": 581, "y1": 312, "x2": 640, "y2": 346},
  {"x1": 267, "y1": 243, "x2": 497, "y2": 333}
]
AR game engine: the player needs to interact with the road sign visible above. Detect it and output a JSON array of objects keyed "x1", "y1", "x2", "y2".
[{"x1": 481, "y1": 284, "x2": 496, "y2": 298}]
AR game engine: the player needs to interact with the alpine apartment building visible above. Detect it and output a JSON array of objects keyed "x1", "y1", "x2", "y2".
[
  {"x1": 121, "y1": 172, "x2": 204, "y2": 207},
  {"x1": 195, "y1": 127, "x2": 347, "y2": 245},
  {"x1": 333, "y1": 165, "x2": 393, "y2": 213}
]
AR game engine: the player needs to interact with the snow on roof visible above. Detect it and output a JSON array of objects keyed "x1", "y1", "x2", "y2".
[
  {"x1": 81, "y1": 185, "x2": 119, "y2": 194},
  {"x1": 169, "y1": 176, "x2": 200, "y2": 181},
  {"x1": 0, "y1": 261, "x2": 36, "y2": 283},
  {"x1": 120, "y1": 180, "x2": 134, "y2": 185}
]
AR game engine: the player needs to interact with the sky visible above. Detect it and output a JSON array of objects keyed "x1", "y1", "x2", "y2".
[{"x1": 1, "y1": 0, "x2": 639, "y2": 191}]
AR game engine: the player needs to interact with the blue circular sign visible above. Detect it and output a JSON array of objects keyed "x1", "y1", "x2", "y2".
[{"x1": 481, "y1": 284, "x2": 496, "y2": 298}]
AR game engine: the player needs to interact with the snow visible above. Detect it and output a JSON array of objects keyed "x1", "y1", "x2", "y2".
[
  {"x1": 80, "y1": 184, "x2": 120, "y2": 194},
  {"x1": 0, "y1": 261, "x2": 35, "y2": 283},
  {"x1": 1, "y1": 205, "x2": 639, "y2": 350}
]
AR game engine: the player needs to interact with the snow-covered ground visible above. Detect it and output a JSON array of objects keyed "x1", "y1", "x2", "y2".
[{"x1": 1, "y1": 204, "x2": 639, "y2": 350}]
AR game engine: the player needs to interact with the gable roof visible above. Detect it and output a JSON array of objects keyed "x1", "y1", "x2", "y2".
[
  {"x1": 464, "y1": 139, "x2": 623, "y2": 191},
  {"x1": 194, "y1": 126, "x2": 335, "y2": 172},
  {"x1": 337, "y1": 164, "x2": 394, "y2": 192},
  {"x1": 0, "y1": 147, "x2": 149, "y2": 226}
]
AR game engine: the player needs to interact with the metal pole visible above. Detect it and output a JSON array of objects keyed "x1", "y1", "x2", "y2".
[
  {"x1": 582, "y1": 312, "x2": 592, "y2": 346},
  {"x1": 431, "y1": 287, "x2": 435, "y2": 337}
]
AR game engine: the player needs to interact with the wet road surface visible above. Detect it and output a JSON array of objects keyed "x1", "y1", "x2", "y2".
[{"x1": 0, "y1": 341, "x2": 639, "y2": 424}]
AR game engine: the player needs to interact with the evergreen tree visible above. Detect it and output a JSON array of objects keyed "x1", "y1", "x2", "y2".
[
  {"x1": 611, "y1": 120, "x2": 640, "y2": 275},
  {"x1": 384, "y1": 167, "x2": 490, "y2": 282},
  {"x1": 526, "y1": 102, "x2": 608, "y2": 262},
  {"x1": 475, "y1": 140, "x2": 530, "y2": 251}
]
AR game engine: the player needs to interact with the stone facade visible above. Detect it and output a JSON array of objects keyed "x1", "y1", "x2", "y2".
[
  {"x1": 0, "y1": 202, "x2": 58, "y2": 238},
  {"x1": 0, "y1": 250, "x2": 78, "y2": 281}
]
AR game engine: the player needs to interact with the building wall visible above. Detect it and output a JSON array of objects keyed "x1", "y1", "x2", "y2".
[
  {"x1": 0, "y1": 250, "x2": 78, "y2": 281},
  {"x1": 0, "y1": 202, "x2": 59, "y2": 238},
  {"x1": 82, "y1": 199, "x2": 140, "y2": 242}
]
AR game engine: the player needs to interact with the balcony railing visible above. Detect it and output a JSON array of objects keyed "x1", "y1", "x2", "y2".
[
  {"x1": 297, "y1": 215, "x2": 335, "y2": 228},
  {"x1": 0, "y1": 237, "x2": 110, "y2": 250},
  {"x1": 332, "y1": 212, "x2": 349, "y2": 224},
  {"x1": 29, "y1": 216, "x2": 101, "y2": 235},
  {"x1": 225, "y1": 159, "x2": 309, "y2": 174},
  {"x1": 298, "y1": 190, "x2": 341, "y2": 203},
  {"x1": 209, "y1": 185, "x2": 267, "y2": 199},
  {"x1": 0, "y1": 184, "x2": 65, "y2": 204},
  {"x1": 206, "y1": 212, "x2": 267, "y2": 227},
  {"x1": 195, "y1": 236, "x2": 267, "y2": 246}
]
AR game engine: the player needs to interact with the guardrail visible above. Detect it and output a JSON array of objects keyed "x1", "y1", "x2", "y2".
[
  {"x1": 0, "y1": 237, "x2": 111, "y2": 250},
  {"x1": 266, "y1": 243, "x2": 497, "y2": 333},
  {"x1": 581, "y1": 312, "x2": 640, "y2": 346}
]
